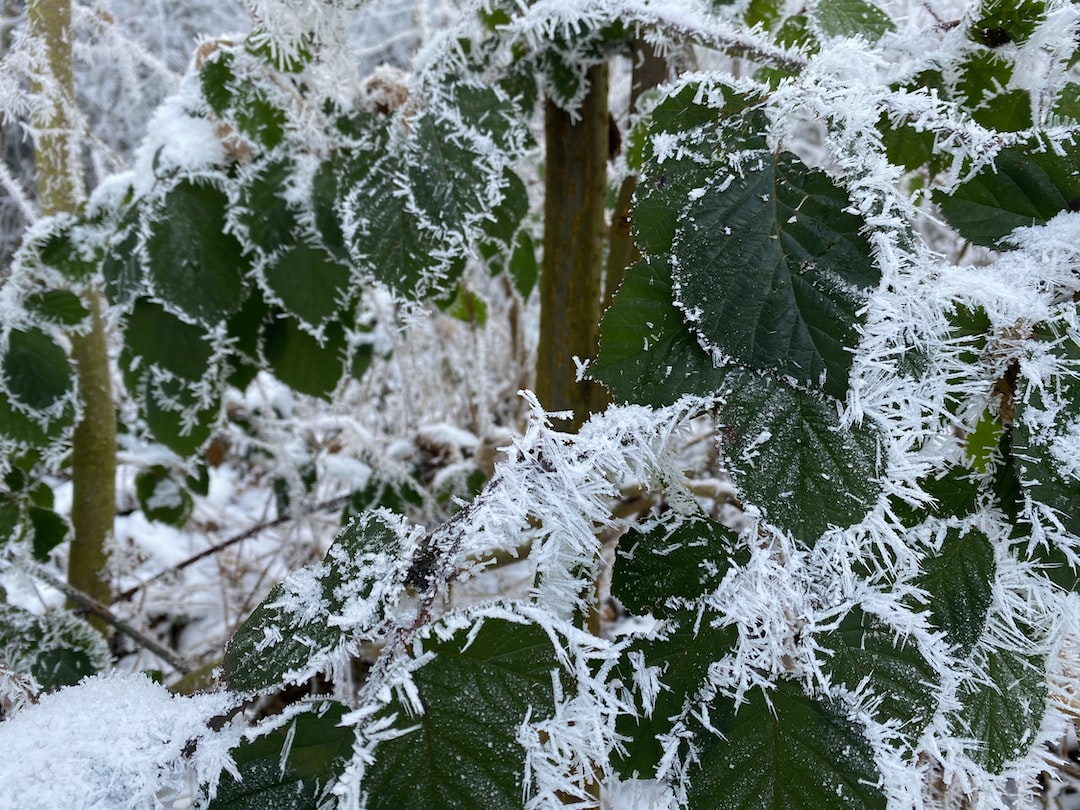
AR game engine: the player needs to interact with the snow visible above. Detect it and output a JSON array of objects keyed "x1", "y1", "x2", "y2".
[{"x1": 0, "y1": 673, "x2": 238, "y2": 810}]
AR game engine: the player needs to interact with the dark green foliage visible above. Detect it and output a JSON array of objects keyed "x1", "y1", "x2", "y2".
[
  {"x1": 363, "y1": 615, "x2": 564, "y2": 810},
  {"x1": 209, "y1": 701, "x2": 355, "y2": 809},
  {"x1": 687, "y1": 680, "x2": 887, "y2": 810},
  {"x1": 0, "y1": 604, "x2": 110, "y2": 691}
]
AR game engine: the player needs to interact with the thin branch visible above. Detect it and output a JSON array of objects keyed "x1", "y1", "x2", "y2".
[
  {"x1": 15, "y1": 558, "x2": 193, "y2": 675},
  {"x1": 112, "y1": 494, "x2": 350, "y2": 605}
]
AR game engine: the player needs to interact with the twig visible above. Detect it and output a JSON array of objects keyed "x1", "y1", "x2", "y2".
[
  {"x1": 112, "y1": 494, "x2": 350, "y2": 605},
  {"x1": 15, "y1": 558, "x2": 193, "y2": 675}
]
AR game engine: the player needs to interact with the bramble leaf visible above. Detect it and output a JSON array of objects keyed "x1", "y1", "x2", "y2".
[{"x1": 672, "y1": 151, "x2": 879, "y2": 399}]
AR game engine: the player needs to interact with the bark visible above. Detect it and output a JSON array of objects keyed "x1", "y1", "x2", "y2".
[
  {"x1": 30, "y1": 0, "x2": 116, "y2": 633},
  {"x1": 537, "y1": 63, "x2": 610, "y2": 431}
]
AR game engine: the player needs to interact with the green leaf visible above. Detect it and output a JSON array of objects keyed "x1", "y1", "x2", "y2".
[
  {"x1": 1053, "y1": 82, "x2": 1080, "y2": 122},
  {"x1": 209, "y1": 701, "x2": 355, "y2": 809},
  {"x1": 0, "y1": 388, "x2": 67, "y2": 445},
  {"x1": 364, "y1": 614, "x2": 564, "y2": 809},
  {"x1": 28, "y1": 506, "x2": 68, "y2": 560},
  {"x1": 970, "y1": 0, "x2": 1045, "y2": 47},
  {"x1": 262, "y1": 242, "x2": 352, "y2": 330},
  {"x1": 612, "y1": 515, "x2": 743, "y2": 616},
  {"x1": 23, "y1": 290, "x2": 89, "y2": 328},
  {"x1": 101, "y1": 220, "x2": 144, "y2": 305},
  {"x1": 139, "y1": 376, "x2": 217, "y2": 457},
  {"x1": 482, "y1": 168, "x2": 529, "y2": 247},
  {"x1": 446, "y1": 285, "x2": 488, "y2": 327},
  {"x1": 122, "y1": 299, "x2": 213, "y2": 382},
  {"x1": 236, "y1": 158, "x2": 299, "y2": 254},
  {"x1": 0, "y1": 604, "x2": 111, "y2": 691},
  {"x1": 718, "y1": 372, "x2": 881, "y2": 541},
  {"x1": 234, "y1": 87, "x2": 287, "y2": 150},
  {"x1": 407, "y1": 113, "x2": 491, "y2": 235},
  {"x1": 199, "y1": 49, "x2": 235, "y2": 115},
  {"x1": 262, "y1": 317, "x2": 346, "y2": 398},
  {"x1": 508, "y1": 232, "x2": 538, "y2": 298},
  {"x1": 818, "y1": 607, "x2": 938, "y2": 743},
  {"x1": 971, "y1": 89, "x2": 1033, "y2": 132},
  {"x1": 34, "y1": 221, "x2": 100, "y2": 282},
  {"x1": 614, "y1": 610, "x2": 738, "y2": 778},
  {"x1": 224, "y1": 513, "x2": 407, "y2": 693},
  {"x1": 915, "y1": 527, "x2": 995, "y2": 657},
  {"x1": 135, "y1": 466, "x2": 193, "y2": 527},
  {"x1": 2, "y1": 328, "x2": 73, "y2": 412},
  {"x1": 955, "y1": 647, "x2": 1047, "y2": 773},
  {"x1": 892, "y1": 465, "x2": 981, "y2": 527},
  {"x1": 967, "y1": 410, "x2": 1005, "y2": 472},
  {"x1": 672, "y1": 151, "x2": 879, "y2": 399},
  {"x1": 146, "y1": 180, "x2": 249, "y2": 327},
  {"x1": 935, "y1": 139, "x2": 1080, "y2": 247},
  {"x1": 631, "y1": 83, "x2": 766, "y2": 255},
  {"x1": 687, "y1": 679, "x2": 886, "y2": 810},
  {"x1": 593, "y1": 257, "x2": 730, "y2": 407},
  {"x1": 345, "y1": 154, "x2": 446, "y2": 296},
  {"x1": 814, "y1": 0, "x2": 895, "y2": 42}
]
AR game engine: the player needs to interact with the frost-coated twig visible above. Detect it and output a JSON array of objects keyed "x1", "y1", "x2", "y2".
[
  {"x1": 112, "y1": 494, "x2": 350, "y2": 605},
  {"x1": 16, "y1": 558, "x2": 193, "y2": 675}
]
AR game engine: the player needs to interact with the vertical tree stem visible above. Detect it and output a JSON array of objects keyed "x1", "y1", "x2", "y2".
[
  {"x1": 30, "y1": 0, "x2": 115, "y2": 632},
  {"x1": 537, "y1": 63, "x2": 610, "y2": 432}
]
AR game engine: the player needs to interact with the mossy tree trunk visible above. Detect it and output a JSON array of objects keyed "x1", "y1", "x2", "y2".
[
  {"x1": 30, "y1": 0, "x2": 115, "y2": 633},
  {"x1": 537, "y1": 63, "x2": 610, "y2": 432}
]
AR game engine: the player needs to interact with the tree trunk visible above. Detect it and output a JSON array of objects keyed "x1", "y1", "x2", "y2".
[
  {"x1": 30, "y1": 0, "x2": 115, "y2": 633},
  {"x1": 537, "y1": 63, "x2": 609, "y2": 431}
]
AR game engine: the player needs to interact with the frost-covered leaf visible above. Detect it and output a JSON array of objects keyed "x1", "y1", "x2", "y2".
[
  {"x1": 407, "y1": 114, "x2": 491, "y2": 237},
  {"x1": 718, "y1": 372, "x2": 881, "y2": 541},
  {"x1": 23, "y1": 290, "x2": 89, "y2": 328},
  {"x1": 342, "y1": 152, "x2": 448, "y2": 297},
  {"x1": 262, "y1": 242, "x2": 351, "y2": 331},
  {"x1": 138, "y1": 376, "x2": 217, "y2": 457},
  {"x1": 970, "y1": 0, "x2": 1045, "y2": 47},
  {"x1": 673, "y1": 151, "x2": 878, "y2": 399},
  {"x1": 261, "y1": 317, "x2": 346, "y2": 398},
  {"x1": 364, "y1": 614, "x2": 563, "y2": 809},
  {"x1": 32, "y1": 221, "x2": 101, "y2": 282},
  {"x1": 236, "y1": 158, "x2": 299, "y2": 254},
  {"x1": 0, "y1": 604, "x2": 110, "y2": 691},
  {"x1": 135, "y1": 466, "x2": 193, "y2": 527},
  {"x1": 209, "y1": 701, "x2": 354, "y2": 809},
  {"x1": 613, "y1": 610, "x2": 738, "y2": 778},
  {"x1": 813, "y1": 0, "x2": 895, "y2": 42},
  {"x1": 593, "y1": 258, "x2": 730, "y2": 407},
  {"x1": 936, "y1": 139, "x2": 1080, "y2": 247},
  {"x1": 122, "y1": 299, "x2": 213, "y2": 382},
  {"x1": 224, "y1": 512, "x2": 409, "y2": 693},
  {"x1": 955, "y1": 647, "x2": 1047, "y2": 773},
  {"x1": 481, "y1": 168, "x2": 528, "y2": 248},
  {"x1": 687, "y1": 679, "x2": 886, "y2": 810},
  {"x1": 1, "y1": 328, "x2": 73, "y2": 413},
  {"x1": 631, "y1": 84, "x2": 766, "y2": 256},
  {"x1": 145, "y1": 179, "x2": 249, "y2": 326},
  {"x1": 102, "y1": 220, "x2": 144, "y2": 305},
  {"x1": 28, "y1": 506, "x2": 69, "y2": 559},
  {"x1": 613, "y1": 515, "x2": 743, "y2": 616},
  {"x1": 915, "y1": 527, "x2": 994, "y2": 657},
  {"x1": 819, "y1": 607, "x2": 938, "y2": 743}
]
